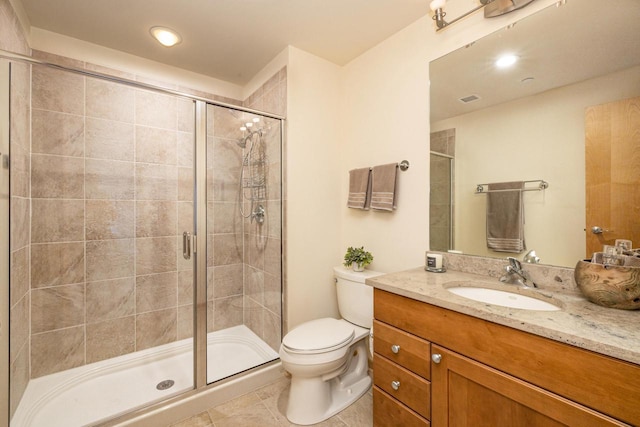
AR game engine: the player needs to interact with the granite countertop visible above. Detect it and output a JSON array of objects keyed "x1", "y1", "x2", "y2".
[{"x1": 367, "y1": 267, "x2": 640, "y2": 365}]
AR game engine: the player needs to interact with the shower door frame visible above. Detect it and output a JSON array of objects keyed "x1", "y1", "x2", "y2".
[{"x1": 1, "y1": 49, "x2": 286, "y2": 426}]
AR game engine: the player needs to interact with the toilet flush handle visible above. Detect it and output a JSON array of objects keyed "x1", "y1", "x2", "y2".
[{"x1": 391, "y1": 344, "x2": 400, "y2": 354}]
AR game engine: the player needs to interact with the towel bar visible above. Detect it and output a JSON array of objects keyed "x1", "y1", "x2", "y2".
[{"x1": 475, "y1": 180, "x2": 548, "y2": 194}]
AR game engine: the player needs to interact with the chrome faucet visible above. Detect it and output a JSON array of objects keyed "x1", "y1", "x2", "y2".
[{"x1": 500, "y1": 257, "x2": 537, "y2": 288}]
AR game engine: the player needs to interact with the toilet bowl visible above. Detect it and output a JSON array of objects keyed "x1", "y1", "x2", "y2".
[{"x1": 279, "y1": 267, "x2": 383, "y2": 425}]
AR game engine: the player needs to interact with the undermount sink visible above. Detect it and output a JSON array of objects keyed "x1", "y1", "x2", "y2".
[{"x1": 446, "y1": 285, "x2": 561, "y2": 311}]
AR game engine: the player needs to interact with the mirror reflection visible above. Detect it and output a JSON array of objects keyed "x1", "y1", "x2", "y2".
[{"x1": 429, "y1": 0, "x2": 640, "y2": 267}]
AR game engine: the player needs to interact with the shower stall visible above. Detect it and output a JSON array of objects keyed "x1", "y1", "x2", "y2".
[{"x1": 2, "y1": 54, "x2": 285, "y2": 426}]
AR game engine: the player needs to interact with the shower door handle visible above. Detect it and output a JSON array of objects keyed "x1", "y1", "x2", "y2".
[{"x1": 183, "y1": 232, "x2": 191, "y2": 260}]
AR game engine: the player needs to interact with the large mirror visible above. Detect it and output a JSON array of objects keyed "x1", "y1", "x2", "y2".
[{"x1": 429, "y1": 0, "x2": 640, "y2": 267}]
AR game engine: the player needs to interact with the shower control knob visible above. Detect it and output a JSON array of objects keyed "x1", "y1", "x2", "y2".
[
  {"x1": 391, "y1": 380, "x2": 400, "y2": 391},
  {"x1": 432, "y1": 353, "x2": 442, "y2": 364},
  {"x1": 391, "y1": 344, "x2": 400, "y2": 354}
]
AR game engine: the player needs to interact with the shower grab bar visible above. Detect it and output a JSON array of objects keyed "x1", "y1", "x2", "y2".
[{"x1": 475, "y1": 180, "x2": 548, "y2": 194}]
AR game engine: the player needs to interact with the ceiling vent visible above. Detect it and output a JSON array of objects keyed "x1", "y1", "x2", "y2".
[{"x1": 459, "y1": 94, "x2": 481, "y2": 104}]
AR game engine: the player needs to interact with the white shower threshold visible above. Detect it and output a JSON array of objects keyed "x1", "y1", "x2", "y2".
[{"x1": 11, "y1": 325, "x2": 279, "y2": 427}]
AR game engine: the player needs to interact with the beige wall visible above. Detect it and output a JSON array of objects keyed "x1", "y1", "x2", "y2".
[{"x1": 432, "y1": 65, "x2": 640, "y2": 267}]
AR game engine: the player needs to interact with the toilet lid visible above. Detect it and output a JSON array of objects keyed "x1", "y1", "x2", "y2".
[{"x1": 282, "y1": 318, "x2": 355, "y2": 353}]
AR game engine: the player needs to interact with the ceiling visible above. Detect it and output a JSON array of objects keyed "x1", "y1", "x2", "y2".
[
  {"x1": 430, "y1": 0, "x2": 640, "y2": 122},
  {"x1": 19, "y1": 0, "x2": 428, "y2": 85}
]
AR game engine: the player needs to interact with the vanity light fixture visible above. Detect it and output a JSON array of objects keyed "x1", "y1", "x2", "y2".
[
  {"x1": 150, "y1": 26, "x2": 182, "y2": 47},
  {"x1": 430, "y1": 0, "x2": 536, "y2": 31}
]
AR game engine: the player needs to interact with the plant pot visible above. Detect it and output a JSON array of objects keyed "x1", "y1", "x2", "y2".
[{"x1": 352, "y1": 262, "x2": 365, "y2": 272}]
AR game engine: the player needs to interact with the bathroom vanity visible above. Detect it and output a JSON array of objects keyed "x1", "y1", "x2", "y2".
[{"x1": 368, "y1": 267, "x2": 640, "y2": 426}]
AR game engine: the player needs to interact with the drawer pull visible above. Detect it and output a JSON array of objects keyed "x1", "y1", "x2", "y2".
[
  {"x1": 391, "y1": 344, "x2": 401, "y2": 354},
  {"x1": 391, "y1": 380, "x2": 400, "y2": 391},
  {"x1": 432, "y1": 353, "x2": 442, "y2": 364}
]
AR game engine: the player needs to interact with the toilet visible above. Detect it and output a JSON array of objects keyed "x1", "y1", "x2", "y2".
[{"x1": 279, "y1": 266, "x2": 383, "y2": 425}]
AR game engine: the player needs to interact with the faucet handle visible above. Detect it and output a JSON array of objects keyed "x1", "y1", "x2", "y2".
[{"x1": 507, "y1": 257, "x2": 521, "y2": 271}]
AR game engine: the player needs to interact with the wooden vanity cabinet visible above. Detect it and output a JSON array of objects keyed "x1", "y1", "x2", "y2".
[{"x1": 373, "y1": 289, "x2": 639, "y2": 427}]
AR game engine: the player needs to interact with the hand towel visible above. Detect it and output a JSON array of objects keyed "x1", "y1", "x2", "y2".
[
  {"x1": 370, "y1": 163, "x2": 398, "y2": 211},
  {"x1": 486, "y1": 181, "x2": 525, "y2": 253},
  {"x1": 347, "y1": 167, "x2": 372, "y2": 209}
]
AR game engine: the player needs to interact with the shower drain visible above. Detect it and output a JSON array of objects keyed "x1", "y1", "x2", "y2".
[{"x1": 156, "y1": 380, "x2": 175, "y2": 391}]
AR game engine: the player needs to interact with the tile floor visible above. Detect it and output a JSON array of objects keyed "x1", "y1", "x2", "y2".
[{"x1": 169, "y1": 376, "x2": 373, "y2": 427}]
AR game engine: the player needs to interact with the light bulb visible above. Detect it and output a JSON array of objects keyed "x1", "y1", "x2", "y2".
[
  {"x1": 252, "y1": 117, "x2": 260, "y2": 123},
  {"x1": 240, "y1": 126, "x2": 247, "y2": 132},
  {"x1": 430, "y1": 0, "x2": 446, "y2": 11},
  {"x1": 149, "y1": 27, "x2": 182, "y2": 47},
  {"x1": 496, "y1": 54, "x2": 518, "y2": 68},
  {"x1": 246, "y1": 122, "x2": 253, "y2": 128}
]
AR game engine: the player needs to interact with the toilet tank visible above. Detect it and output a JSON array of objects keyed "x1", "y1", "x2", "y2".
[{"x1": 333, "y1": 266, "x2": 384, "y2": 328}]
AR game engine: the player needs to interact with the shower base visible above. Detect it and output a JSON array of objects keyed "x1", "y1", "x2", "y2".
[{"x1": 11, "y1": 325, "x2": 279, "y2": 427}]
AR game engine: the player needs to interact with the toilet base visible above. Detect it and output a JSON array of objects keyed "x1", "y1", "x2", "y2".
[{"x1": 285, "y1": 341, "x2": 371, "y2": 425}]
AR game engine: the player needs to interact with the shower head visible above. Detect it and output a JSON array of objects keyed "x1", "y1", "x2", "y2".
[{"x1": 236, "y1": 137, "x2": 247, "y2": 148}]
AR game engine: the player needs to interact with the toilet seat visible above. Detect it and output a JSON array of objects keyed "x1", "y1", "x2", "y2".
[{"x1": 282, "y1": 318, "x2": 355, "y2": 354}]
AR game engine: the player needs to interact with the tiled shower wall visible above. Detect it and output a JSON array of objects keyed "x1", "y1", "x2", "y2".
[
  {"x1": 430, "y1": 129, "x2": 455, "y2": 252},
  {"x1": 2, "y1": 0, "x2": 33, "y2": 417},
  {"x1": 28, "y1": 61, "x2": 197, "y2": 378}
]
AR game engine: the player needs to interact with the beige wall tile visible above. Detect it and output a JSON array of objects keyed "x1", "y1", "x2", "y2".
[
  {"x1": 213, "y1": 202, "x2": 241, "y2": 234},
  {"x1": 246, "y1": 234, "x2": 265, "y2": 271},
  {"x1": 31, "y1": 284, "x2": 85, "y2": 333},
  {"x1": 177, "y1": 131, "x2": 194, "y2": 167},
  {"x1": 32, "y1": 109, "x2": 84, "y2": 156},
  {"x1": 213, "y1": 234, "x2": 242, "y2": 266},
  {"x1": 136, "y1": 201, "x2": 177, "y2": 238},
  {"x1": 264, "y1": 238, "x2": 282, "y2": 277},
  {"x1": 136, "y1": 308, "x2": 177, "y2": 350},
  {"x1": 136, "y1": 126, "x2": 177, "y2": 165},
  {"x1": 85, "y1": 118, "x2": 135, "y2": 161},
  {"x1": 266, "y1": 201, "x2": 281, "y2": 239},
  {"x1": 10, "y1": 144, "x2": 29, "y2": 198},
  {"x1": 212, "y1": 106, "x2": 243, "y2": 140},
  {"x1": 243, "y1": 296, "x2": 263, "y2": 337},
  {"x1": 212, "y1": 138, "x2": 242, "y2": 202},
  {"x1": 86, "y1": 277, "x2": 135, "y2": 323},
  {"x1": 177, "y1": 202, "x2": 194, "y2": 235},
  {"x1": 32, "y1": 66, "x2": 84, "y2": 115},
  {"x1": 136, "y1": 236, "x2": 177, "y2": 275},
  {"x1": 86, "y1": 78, "x2": 135, "y2": 123},
  {"x1": 31, "y1": 326, "x2": 85, "y2": 378},
  {"x1": 86, "y1": 159, "x2": 135, "y2": 200},
  {"x1": 31, "y1": 199, "x2": 84, "y2": 243},
  {"x1": 245, "y1": 266, "x2": 264, "y2": 305},
  {"x1": 86, "y1": 200, "x2": 135, "y2": 240},
  {"x1": 9, "y1": 293, "x2": 28, "y2": 365},
  {"x1": 177, "y1": 235, "x2": 195, "y2": 272},
  {"x1": 178, "y1": 167, "x2": 194, "y2": 201},
  {"x1": 264, "y1": 273, "x2": 281, "y2": 315},
  {"x1": 214, "y1": 296, "x2": 243, "y2": 331},
  {"x1": 136, "y1": 272, "x2": 178, "y2": 313},
  {"x1": 10, "y1": 246, "x2": 29, "y2": 306},
  {"x1": 136, "y1": 163, "x2": 178, "y2": 201},
  {"x1": 86, "y1": 316, "x2": 135, "y2": 363},
  {"x1": 10, "y1": 196, "x2": 29, "y2": 250},
  {"x1": 31, "y1": 154, "x2": 84, "y2": 199},
  {"x1": 31, "y1": 242, "x2": 84, "y2": 288},
  {"x1": 86, "y1": 239, "x2": 135, "y2": 281},
  {"x1": 177, "y1": 304, "x2": 193, "y2": 340},
  {"x1": 212, "y1": 264, "x2": 243, "y2": 298},
  {"x1": 10, "y1": 343, "x2": 29, "y2": 418},
  {"x1": 177, "y1": 99, "x2": 195, "y2": 133},
  {"x1": 263, "y1": 311, "x2": 281, "y2": 353},
  {"x1": 136, "y1": 90, "x2": 177, "y2": 130},
  {"x1": 178, "y1": 270, "x2": 194, "y2": 306}
]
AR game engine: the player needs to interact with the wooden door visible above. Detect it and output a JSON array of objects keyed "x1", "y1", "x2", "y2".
[
  {"x1": 430, "y1": 345, "x2": 626, "y2": 427},
  {"x1": 585, "y1": 96, "x2": 640, "y2": 258}
]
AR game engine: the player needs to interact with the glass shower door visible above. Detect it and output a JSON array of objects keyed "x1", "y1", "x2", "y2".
[
  {"x1": 204, "y1": 104, "x2": 282, "y2": 384},
  {"x1": 9, "y1": 63, "x2": 197, "y2": 426}
]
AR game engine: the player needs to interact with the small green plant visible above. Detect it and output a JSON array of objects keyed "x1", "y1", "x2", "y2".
[{"x1": 343, "y1": 246, "x2": 374, "y2": 269}]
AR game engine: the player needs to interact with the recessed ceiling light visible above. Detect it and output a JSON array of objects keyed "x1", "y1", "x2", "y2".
[
  {"x1": 150, "y1": 26, "x2": 182, "y2": 47},
  {"x1": 495, "y1": 54, "x2": 518, "y2": 68}
]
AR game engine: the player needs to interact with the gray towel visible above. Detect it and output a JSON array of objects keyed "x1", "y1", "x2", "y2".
[
  {"x1": 347, "y1": 167, "x2": 371, "y2": 209},
  {"x1": 486, "y1": 181, "x2": 525, "y2": 253},
  {"x1": 370, "y1": 163, "x2": 398, "y2": 211}
]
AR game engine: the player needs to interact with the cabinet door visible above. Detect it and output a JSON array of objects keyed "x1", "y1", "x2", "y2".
[{"x1": 430, "y1": 345, "x2": 629, "y2": 427}]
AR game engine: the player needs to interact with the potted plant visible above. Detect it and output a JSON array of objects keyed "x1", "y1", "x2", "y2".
[{"x1": 343, "y1": 246, "x2": 374, "y2": 272}]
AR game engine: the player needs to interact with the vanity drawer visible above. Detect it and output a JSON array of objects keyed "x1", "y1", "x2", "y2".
[
  {"x1": 373, "y1": 386, "x2": 430, "y2": 427},
  {"x1": 374, "y1": 320, "x2": 430, "y2": 379},
  {"x1": 374, "y1": 354, "x2": 431, "y2": 419}
]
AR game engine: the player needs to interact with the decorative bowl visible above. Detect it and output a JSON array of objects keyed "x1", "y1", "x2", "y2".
[{"x1": 574, "y1": 260, "x2": 640, "y2": 310}]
